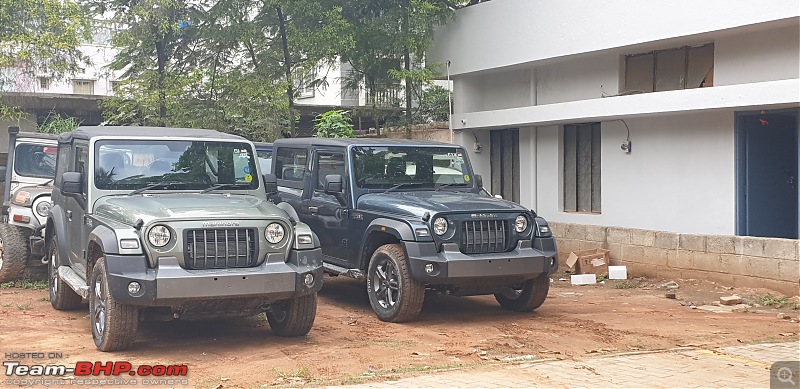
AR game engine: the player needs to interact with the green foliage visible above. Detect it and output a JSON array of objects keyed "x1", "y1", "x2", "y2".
[
  {"x1": 313, "y1": 110, "x2": 355, "y2": 138},
  {"x1": 414, "y1": 85, "x2": 451, "y2": 123},
  {"x1": 0, "y1": 0, "x2": 90, "y2": 89},
  {"x1": 37, "y1": 112, "x2": 81, "y2": 134}
]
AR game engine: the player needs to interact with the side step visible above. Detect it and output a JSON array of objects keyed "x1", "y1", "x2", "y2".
[
  {"x1": 323, "y1": 262, "x2": 364, "y2": 279},
  {"x1": 58, "y1": 266, "x2": 89, "y2": 299}
]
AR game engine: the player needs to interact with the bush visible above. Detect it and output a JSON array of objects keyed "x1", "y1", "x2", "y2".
[{"x1": 313, "y1": 110, "x2": 355, "y2": 138}]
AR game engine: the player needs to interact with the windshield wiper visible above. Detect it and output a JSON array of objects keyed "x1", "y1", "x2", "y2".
[
  {"x1": 201, "y1": 183, "x2": 251, "y2": 193},
  {"x1": 129, "y1": 182, "x2": 179, "y2": 196},
  {"x1": 383, "y1": 183, "x2": 413, "y2": 194},
  {"x1": 435, "y1": 183, "x2": 456, "y2": 192}
]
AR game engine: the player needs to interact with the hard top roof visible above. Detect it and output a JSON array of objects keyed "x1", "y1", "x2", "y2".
[
  {"x1": 58, "y1": 126, "x2": 246, "y2": 143},
  {"x1": 273, "y1": 137, "x2": 456, "y2": 148}
]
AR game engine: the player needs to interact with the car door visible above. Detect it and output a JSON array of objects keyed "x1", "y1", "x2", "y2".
[
  {"x1": 65, "y1": 141, "x2": 89, "y2": 277},
  {"x1": 273, "y1": 146, "x2": 309, "y2": 213},
  {"x1": 302, "y1": 147, "x2": 354, "y2": 266}
]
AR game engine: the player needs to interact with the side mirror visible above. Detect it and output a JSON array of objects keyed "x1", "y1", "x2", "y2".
[
  {"x1": 263, "y1": 173, "x2": 278, "y2": 195},
  {"x1": 61, "y1": 172, "x2": 83, "y2": 195},
  {"x1": 323, "y1": 174, "x2": 347, "y2": 206},
  {"x1": 324, "y1": 174, "x2": 343, "y2": 194},
  {"x1": 474, "y1": 174, "x2": 483, "y2": 189}
]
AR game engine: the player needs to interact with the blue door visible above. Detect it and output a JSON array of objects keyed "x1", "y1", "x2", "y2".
[{"x1": 736, "y1": 109, "x2": 799, "y2": 239}]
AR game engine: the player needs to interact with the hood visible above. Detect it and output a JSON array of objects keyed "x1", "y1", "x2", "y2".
[
  {"x1": 357, "y1": 191, "x2": 528, "y2": 219},
  {"x1": 93, "y1": 193, "x2": 283, "y2": 226}
]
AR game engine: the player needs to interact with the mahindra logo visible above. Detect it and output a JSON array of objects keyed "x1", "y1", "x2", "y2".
[
  {"x1": 470, "y1": 213, "x2": 497, "y2": 218},
  {"x1": 202, "y1": 221, "x2": 240, "y2": 227}
]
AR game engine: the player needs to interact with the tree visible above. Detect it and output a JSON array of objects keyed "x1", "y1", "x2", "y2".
[
  {"x1": 313, "y1": 110, "x2": 355, "y2": 138},
  {"x1": 0, "y1": 0, "x2": 89, "y2": 118}
]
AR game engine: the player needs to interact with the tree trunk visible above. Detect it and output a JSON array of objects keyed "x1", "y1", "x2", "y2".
[
  {"x1": 402, "y1": 0, "x2": 413, "y2": 139},
  {"x1": 155, "y1": 40, "x2": 168, "y2": 127},
  {"x1": 276, "y1": 5, "x2": 296, "y2": 137}
]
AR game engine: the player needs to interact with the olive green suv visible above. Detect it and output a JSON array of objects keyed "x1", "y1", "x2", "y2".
[{"x1": 46, "y1": 126, "x2": 323, "y2": 351}]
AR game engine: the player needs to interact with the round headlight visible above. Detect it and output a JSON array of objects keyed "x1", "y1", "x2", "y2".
[
  {"x1": 265, "y1": 223, "x2": 285, "y2": 244},
  {"x1": 147, "y1": 225, "x2": 171, "y2": 247},
  {"x1": 35, "y1": 201, "x2": 52, "y2": 217},
  {"x1": 515, "y1": 215, "x2": 528, "y2": 233},
  {"x1": 433, "y1": 217, "x2": 448, "y2": 236}
]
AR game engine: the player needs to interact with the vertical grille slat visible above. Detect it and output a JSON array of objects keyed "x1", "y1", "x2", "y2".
[
  {"x1": 183, "y1": 228, "x2": 258, "y2": 270},
  {"x1": 460, "y1": 219, "x2": 510, "y2": 254}
]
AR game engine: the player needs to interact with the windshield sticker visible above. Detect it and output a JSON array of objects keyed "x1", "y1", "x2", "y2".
[
  {"x1": 243, "y1": 166, "x2": 252, "y2": 174},
  {"x1": 464, "y1": 175, "x2": 471, "y2": 182},
  {"x1": 244, "y1": 174, "x2": 253, "y2": 182}
]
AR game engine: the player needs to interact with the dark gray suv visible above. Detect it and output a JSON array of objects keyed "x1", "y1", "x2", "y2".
[
  {"x1": 267, "y1": 138, "x2": 558, "y2": 323},
  {"x1": 47, "y1": 127, "x2": 323, "y2": 351}
]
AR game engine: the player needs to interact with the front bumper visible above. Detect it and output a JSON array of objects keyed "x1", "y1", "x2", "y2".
[
  {"x1": 405, "y1": 238, "x2": 558, "y2": 284},
  {"x1": 105, "y1": 248, "x2": 323, "y2": 306}
]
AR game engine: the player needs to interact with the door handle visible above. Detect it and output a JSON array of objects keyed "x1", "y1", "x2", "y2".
[
  {"x1": 308, "y1": 206, "x2": 319, "y2": 215},
  {"x1": 66, "y1": 210, "x2": 72, "y2": 221}
]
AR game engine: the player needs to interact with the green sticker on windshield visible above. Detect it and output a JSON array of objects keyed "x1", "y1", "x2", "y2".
[{"x1": 464, "y1": 175, "x2": 470, "y2": 182}]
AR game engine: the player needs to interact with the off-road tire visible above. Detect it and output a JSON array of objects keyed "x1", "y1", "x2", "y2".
[
  {"x1": 494, "y1": 273, "x2": 550, "y2": 312},
  {"x1": 48, "y1": 236, "x2": 82, "y2": 310},
  {"x1": 0, "y1": 224, "x2": 29, "y2": 283},
  {"x1": 366, "y1": 244, "x2": 425, "y2": 322},
  {"x1": 90, "y1": 257, "x2": 139, "y2": 351},
  {"x1": 266, "y1": 293, "x2": 317, "y2": 337}
]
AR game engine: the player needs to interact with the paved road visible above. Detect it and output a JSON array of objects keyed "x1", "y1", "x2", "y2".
[{"x1": 331, "y1": 341, "x2": 800, "y2": 388}]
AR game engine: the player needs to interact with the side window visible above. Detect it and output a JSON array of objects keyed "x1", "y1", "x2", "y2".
[
  {"x1": 315, "y1": 151, "x2": 346, "y2": 191},
  {"x1": 54, "y1": 144, "x2": 71, "y2": 187},
  {"x1": 74, "y1": 144, "x2": 89, "y2": 193},
  {"x1": 274, "y1": 147, "x2": 308, "y2": 182}
]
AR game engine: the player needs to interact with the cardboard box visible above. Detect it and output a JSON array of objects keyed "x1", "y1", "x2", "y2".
[{"x1": 565, "y1": 248, "x2": 610, "y2": 277}]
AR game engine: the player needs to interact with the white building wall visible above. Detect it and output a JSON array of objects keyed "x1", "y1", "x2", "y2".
[{"x1": 430, "y1": 0, "x2": 799, "y2": 236}]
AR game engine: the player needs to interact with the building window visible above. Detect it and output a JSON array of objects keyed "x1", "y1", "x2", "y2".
[
  {"x1": 294, "y1": 71, "x2": 316, "y2": 99},
  {"x1": 72, "y1": 80, "x2": 94, "y2": 95},
  {"x1": 624, "y1": 43, "x2": 714, "y2": 94},
  {"x1": 39, "y1": 77, "x2": 51, "y2": 89},
  {"x1": 564, "y1": 123, "x2": 601, "y2": 213}
]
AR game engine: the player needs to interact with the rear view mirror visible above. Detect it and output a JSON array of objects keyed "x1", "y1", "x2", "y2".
[
  {"x1": 474, "y1": 174, "x2": 484, "y2": 189},
  {"x1": 263, "y1": 173, "x2": 278, "y2": 195}
]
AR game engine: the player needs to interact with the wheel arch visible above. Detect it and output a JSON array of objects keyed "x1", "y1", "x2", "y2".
[
  {"x1": 359, "y1": 218, "x2": 414, "y2": 271},
  {"x1": 45, "y1": 205, "x2": 70, "y2": 264}
]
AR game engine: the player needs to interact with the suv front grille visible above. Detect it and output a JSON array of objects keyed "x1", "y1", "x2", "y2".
[
  {"x1": 460, "y1": 220, "x2": 509, "y2": 254},
  {"x1": 184, "y1": 228, "x2": 257, "y2": 269}
]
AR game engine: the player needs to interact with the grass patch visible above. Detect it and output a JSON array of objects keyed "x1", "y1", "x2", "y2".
[
  {"x1": 752, "y1": 295, "x2": 798, "y2": 309},
  {"x1": 615, "y1": 281, "x2": 645, "y2": 289},
  {"x1": 17, "y1": 304, "x2": 30, "y2": 311},
  {"x1": 1, "y1": 279, "x2": 48, "y2": 290},
  {"x1": 334, "y1": 362, "x2": 479, "y2": 386}
]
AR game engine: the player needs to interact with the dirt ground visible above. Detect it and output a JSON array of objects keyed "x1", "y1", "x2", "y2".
[{"x1": 1, "y1": 272, "x2": 798, "y2": 388}]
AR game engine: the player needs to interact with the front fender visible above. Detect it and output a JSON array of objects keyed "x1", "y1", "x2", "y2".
[
  {"x1": 364, "y1": 218, "x2": 415, "y2": 241},
  {"x1": 89, "y1": 224, "x2": 119, "y2": 255}
]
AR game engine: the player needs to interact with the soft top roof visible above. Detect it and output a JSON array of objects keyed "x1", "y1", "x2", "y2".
[
  {"x1": 15, "y1": 132, "x2": 59, "y2": 141},
  {"x1": 58, "y1": 126, "x2": 246, "y2": 144},
  {"x1": 273, "y1": 137, "x2": 456, "y2": 148}
]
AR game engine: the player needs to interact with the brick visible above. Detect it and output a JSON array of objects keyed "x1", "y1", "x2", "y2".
[
  {"x1": 564, "y1": 224, "x2": 586, "y2": 240},
  {"x1": 741, "y1": 237, "x2": 765, "y2": 257},
  {"x1": 678, "y1": 234, "x2": 706, "y2": 252},
  {"x1": 606, "y1": 243, "x2": 622, "y2": 262},
  {"x1": 763, "y1": 238, "x2": 796, "y2": 260},
  {"x1": 622, "y1": 244, "x2": 645, "y2": 263},
  {"x1": 734, "y1": 236, "x2": 745, "y2": 255},
  {"x1": 666, "y1": 250, "x2": 693, "y2": 270},
  {"x1": 629, "y1": 228, "x2": 655, "y2": 247},
  {"x1": 556, "y1": 238, "x2": 579, "y2": 255},
  {"x1": 578, "y1": 240, "x2": 604, "y2": 251},
  {"x1": 720, "y1": 254, "x2": 743, "y2": 276},
  {"x1": 706, "y1": 235, "x2": 736, "y2": 254},
  {"x1": 548, "y1": 221, "x2": 566, "y2": 238},
  {"x1": 693, "y1": 252, "x2": 722, "y2": 272},
  {"x1": 607, "y1": 227, "x2": 630, "y2": 244},
  {"x1": 654, "y1": 231, "x2": 679, "y2": 249},
  {"x1": 742, "y1": 256, "x2": 781, "y2": 280},
  {"x1": 719, "y1": 295, "x2": 742, "y2": 305},
  {"x1": 642, "y1": 246, "x2": 669, "y2": 266},
  {"x1": 584, "y1": 224, "x2": 607, "y2": 242},
  {"x1": 778, "y1": 259, "x2": 800, "y2": 283}
]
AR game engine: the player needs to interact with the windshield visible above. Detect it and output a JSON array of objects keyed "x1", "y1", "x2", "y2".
[
  {"x1": 14, "y1": 143, "x2": 57, "y2": 179},
  {"x1": 352, "y1": 146, "x2": 473, "y2": 190},
  {"x1": 94, "y1": 140, "x2": 259, "y2": 191}
]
